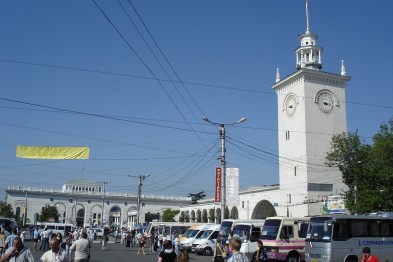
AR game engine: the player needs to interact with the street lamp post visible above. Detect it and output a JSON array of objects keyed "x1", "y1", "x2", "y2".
[
  {"x1": 202, "y1": 116, "x2": 246, "y2": 222},
  {"x1": 99, "y1": 181, "x2": 111, "y2": 227}
]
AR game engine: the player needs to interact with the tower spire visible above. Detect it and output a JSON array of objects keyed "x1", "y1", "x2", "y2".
[
  {"x1": 305, "y1": 0, "x2": 310, "y2": 34},
  {"x1": 295, "y1": 0, "x2": 322, "y2": 70}
]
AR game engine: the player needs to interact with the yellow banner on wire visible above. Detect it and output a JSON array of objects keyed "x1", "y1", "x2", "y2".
[{"x1": 16, "y1": 146, "x2": 89, "y2": 159}]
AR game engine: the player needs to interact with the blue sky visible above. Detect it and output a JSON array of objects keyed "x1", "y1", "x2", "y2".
[{"x1": 1, "y1": 1, "x2": 392, "y2": 200}]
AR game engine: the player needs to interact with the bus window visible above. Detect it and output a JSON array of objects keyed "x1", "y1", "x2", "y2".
[
  {"x1": 261, "y1": 219, "x2": 280, "y2": 240},
  {"x1": 281, "y1": 225, "x2": 294, "y2": 239}
]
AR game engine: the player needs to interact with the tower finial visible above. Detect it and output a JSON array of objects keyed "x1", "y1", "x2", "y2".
[
  {"x1": 276, "y1": 68, "x2": 281, "y2": 83},
  {"x1": 305, "y1": 0, "x2": 310, "y2": 34},
  {"x1": 341, "y1": 60, "x2": 347, "y2": 76}
]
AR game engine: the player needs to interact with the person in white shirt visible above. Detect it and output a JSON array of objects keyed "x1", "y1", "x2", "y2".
[
  {"x1": 70, "y1": 232, "x2": 89, "y2": 262},
  {"x1": 40, "y1": 238, "x2": 66, "y2": 262}
]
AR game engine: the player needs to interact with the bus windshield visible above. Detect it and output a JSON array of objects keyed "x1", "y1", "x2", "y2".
[
  {"x1": 261, "y1": 219, "x2": 281, "y2": 240},
  {"x1": 199, "y1": 230, "x2": 213, "y2": 239},
  {"x1": 219, "y1": 221, "x2": 233, "y2": 238},
  {"x1": 306, "y1": 217, "x2": 332, "y2": 242},
  {"x1": 183, "y1": 229, "x2": 200, "y2": 238},
  {"x1": 232, "y1": 225, "x2": 250, "y2": 242}
]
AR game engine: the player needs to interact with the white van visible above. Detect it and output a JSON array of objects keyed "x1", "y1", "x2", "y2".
[
  {"x1": 180, "y1": 223, "x2": 212, "y2": 252},
  {"x1": 232, "y1": 220, "x2": 265, "y2": 260},
  {"x1": 191, "y1": 224, "x2": 220, "y2": 255},
  {"x1": 44, "y1": 222, "x2": 74, "y2": 236}
]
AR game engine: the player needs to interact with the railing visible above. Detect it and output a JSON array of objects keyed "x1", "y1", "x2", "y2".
[{"x1": 7, "y1": 185, "x2": 189, "y2": 201}]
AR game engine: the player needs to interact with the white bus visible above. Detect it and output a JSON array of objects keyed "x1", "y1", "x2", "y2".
[
  {"x1": 44, "y1": 222, "x2": 74, "y2": 236},
  {"x1": 231, "y1": 221, "x2": 265, "y2": 260},
  {"x1": 305, "y1": 214, "x2": 393, "y2": 262},
  {"x1": 260, "y1": 217, "x2": 309, "y2": 262},
  {"x1": 218, "y1": 219, "x2": 265, "y2": 245},
  {"x1": 145, "y1": 221, "x2": 194, "y2": 239}
]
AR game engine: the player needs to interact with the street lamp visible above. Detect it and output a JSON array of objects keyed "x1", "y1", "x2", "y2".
[
  {"x1": 202, "y1": 116, "x2": 246, "y2": 222},
  {"x1": 99, "y1": 180, "x2": 111, "y2": 227}
]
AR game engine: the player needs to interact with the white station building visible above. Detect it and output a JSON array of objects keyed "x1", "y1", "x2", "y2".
[{"x1": 5, "y1": 2, "x2": 350, "y2": 226}]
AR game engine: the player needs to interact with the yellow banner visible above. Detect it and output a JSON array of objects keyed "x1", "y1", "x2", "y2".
[{"x1": 16, "y1": 146, "x2": 89, "y2": 159}]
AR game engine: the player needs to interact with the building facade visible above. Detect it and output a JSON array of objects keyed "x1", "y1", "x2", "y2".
[{"x1": 6, "y1": 180, "x2": 190, "y2": 228}]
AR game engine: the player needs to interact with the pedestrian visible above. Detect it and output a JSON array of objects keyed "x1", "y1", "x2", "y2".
[
  {"x1": 149, "y1": 232, "x2": 156, "y2": 252},
  {"x1": 64, "y1": 233, "x2": 73, "y2": 262},
  {"x1": 360, "y1": 246, "x2": 379, "y2": 262},
  {"x1": 101, "y1": 232, "x2": 108, "y2": 251},
  {"x1": 172, "y1": 232, "x2": 180, "y2": 256},
  {"x1": 158, "y1": 240, "x2": 176, "y2": 262},
  {"x1": 32, "y1": 227, "x2": 39, "y2": 251},
  {"x1": 213, "y1": 236, "x2": 226, "y2": 262},
  {"x1": 70, "y1": 232, "x2": 90, "y2": 262},
  {"x1": 177, "y1": 249, "x2": 189, "y2": 262},
  {"x1": 0, "y1": 229, "x2": 5, "y2": 254},
  {"x1": 20, "y1": 229, "x2": 26, "y2": 243},
  {"x1": 227, "y1": 237, "x2": 249, "y2": 262},
  {"x1": 40, "y1": 238, "x2": 66, "y2": 262},
  {"x1": 0, "y1": 236, "x2": 34, "y2": 262},
  {"x1": 4, "y1": 229, "x2": 18, "y2": 251},
  {"x1": 137, "y1": 233, "x2": 147, "y2": 255},
  {"x1": 39, "y1": 228, "x2": 50, "y2": 251},
  {"x1": 254, "y1": 239, "x2": 265, "y2": 262}
]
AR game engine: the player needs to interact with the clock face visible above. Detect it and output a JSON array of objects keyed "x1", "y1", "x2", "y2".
[
  {"x1": 285, "y1": 94, "x2": 298, "y2": 116},
  {"x1": 316, "y1": 91, "x2": 335, "y2": 113}
]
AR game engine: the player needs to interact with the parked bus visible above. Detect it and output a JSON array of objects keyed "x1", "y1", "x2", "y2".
[
  {"x1": 145, "y1": 221, "x2": 194, "y2": 239},
  {"x1": 232, "y1": 220, "x2": 265, "y2": 260},
  {"x1": 191, "y1": 224, "x2": 220, "y2": 255},
  {"x1": 218, "y1": 219, "x2": 265, "y2": 244},
  {"x1": 0, "y1": 217, "x2": 18, "y2": 230},
  {"x1": 305, "y1": 214, "x2": 393, "y2": 262},
  {"x1": 260, "y1": 217, "x2": 309, "y2": 262},
  {"x1": 180, "y1": 224, "x2": 213, "y2": 252},
  {"x1": 44, "y1": 222, "x2": 74, "y2": 236}
]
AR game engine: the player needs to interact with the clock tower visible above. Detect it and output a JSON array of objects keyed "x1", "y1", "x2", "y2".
[{"x1": 272, "y1": 1, "x2": 351, "y2": 217}]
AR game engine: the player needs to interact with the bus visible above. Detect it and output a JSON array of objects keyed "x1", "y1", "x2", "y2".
[
  {"x1": 0, "y1": 217, "x2": 18, "y2": 230},
  {"x1": 180, "y1": 224, "x2": 213, "y2": 252},
  {"x1": 305, "y1": 214, "x2": 393, "y2": 262},
  {"x1": 145, "y1": 222, "x2": 194, "y2": 239},
  {"x1": 218, "y1": 219, "x2": 265, "y2": 245},
  {"x1": 191, "y1": 224, "x2": 220, "y2": 255},
  {"x1": 231, "y1": 220, "x2": 265, "y2": 260},
  {"x1": 44, "y1": 222, "x2": 74, "y2": 236},
  {"x1": 260, "y1": 217, "x2": 309, "y2": 261}
]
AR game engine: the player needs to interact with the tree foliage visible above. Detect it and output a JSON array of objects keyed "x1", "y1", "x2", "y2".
[
  {"x1": 0, "y1": 201, "x2": 14, "y2": 218},
  {"x1": 39, "y1": 205, "x2": 59, "y2": 222},
  {"x1": 326, "y1": 118, "x2": 393, "y2": 213},
  {"x1": 162, "y1": 208, "x2": 179, "y2": 222}
]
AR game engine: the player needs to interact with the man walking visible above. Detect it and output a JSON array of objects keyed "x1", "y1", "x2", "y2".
[{"x1": 70, "y1": 232, "x2": 90, "y2": 262}]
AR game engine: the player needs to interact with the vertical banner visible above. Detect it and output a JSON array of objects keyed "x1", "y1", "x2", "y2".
[
  {"x1": 226, "y1": 168, "x2": 239, "y2": 206},
  {"x1": 215, "y1": 168, "x2": 222, "y2": 203}
]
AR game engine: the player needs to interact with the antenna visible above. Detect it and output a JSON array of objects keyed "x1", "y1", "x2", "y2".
[{"x1": 305, "y1": 0, "x2": 310, "y2": 34}]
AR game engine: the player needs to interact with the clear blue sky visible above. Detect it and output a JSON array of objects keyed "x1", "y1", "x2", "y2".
[{"x1": 1, "y1": 1, "x2": 392, "y2": 200}]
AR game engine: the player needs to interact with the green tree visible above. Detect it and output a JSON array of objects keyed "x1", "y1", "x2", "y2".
[
  {"x1": 39, "y1": 205, "x2": 59, "y2": 222},
  {"x1": 162, "y1": 208, "x2": 179, "y2": 222},
  {"x1": 326, "y1": 119, "x2": 393, "y2": 213},
  {"x1": 0, "y1": 201, "x2": 14, "y2": 218}
]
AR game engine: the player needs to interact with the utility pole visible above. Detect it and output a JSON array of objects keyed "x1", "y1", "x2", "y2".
[
  {"x1": 98, "y1": 180, "x2": 111, "y2": 228},
  {"x1": 137, "y1": 174, "x2": 150, "y2": 225},
  {"x1": 202, "y1": 116, "x2": 246, "y2": 222}
]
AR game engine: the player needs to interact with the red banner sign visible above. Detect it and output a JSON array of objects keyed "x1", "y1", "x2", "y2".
[{"x1": 215, "y1": 168, "x2": 221, "y2": 203}]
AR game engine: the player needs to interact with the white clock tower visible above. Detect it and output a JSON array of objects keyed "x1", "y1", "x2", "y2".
[{"x1": 272, "y1": 1, "x2": 351, "y2": 217}]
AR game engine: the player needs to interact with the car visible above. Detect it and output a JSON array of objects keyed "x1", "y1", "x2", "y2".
[{"x1": 91, "y1": 228, "x2": 104, "y2": 239}]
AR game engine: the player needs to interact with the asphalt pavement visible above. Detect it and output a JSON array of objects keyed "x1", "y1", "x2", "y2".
[{"x1": 23, "y1": 238, "x2": 214, "y2": 262}]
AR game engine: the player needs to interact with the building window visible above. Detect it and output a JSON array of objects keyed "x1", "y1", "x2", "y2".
[{"x1": 286, "y1": 131, "x2": 290, "y2": 140}]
